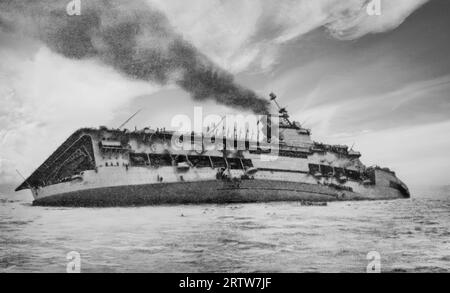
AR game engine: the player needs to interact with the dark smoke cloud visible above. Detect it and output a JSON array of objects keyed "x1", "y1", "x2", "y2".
[{"x1": 0, "y1": 0, "x2": 269, "y2": 114}]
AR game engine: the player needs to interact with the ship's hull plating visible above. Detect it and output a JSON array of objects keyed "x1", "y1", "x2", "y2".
[
  {"x1": 20, "y1": 128, "x2": 410, "y2": 207},
  {"x1": 32, "y1": 179, "x2": 407, "y2": 207}
]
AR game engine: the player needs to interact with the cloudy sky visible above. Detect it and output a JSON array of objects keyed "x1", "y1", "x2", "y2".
[{"x1": 0, "y1": 0, "x2": 449, "y2": 191}]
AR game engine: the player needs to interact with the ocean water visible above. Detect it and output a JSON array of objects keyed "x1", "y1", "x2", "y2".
[{"x1": 0, "y1": 188, "x2": 449, "y2": 273}]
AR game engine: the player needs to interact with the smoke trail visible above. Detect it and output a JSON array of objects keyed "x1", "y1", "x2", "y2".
[{"x1": 0, "y1": 0, "x2": 269, "y2": 114}]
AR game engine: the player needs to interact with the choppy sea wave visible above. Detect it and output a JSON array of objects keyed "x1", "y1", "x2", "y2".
[{"x1": 0, "y1": 188, "x2": 448, "y2": 273}]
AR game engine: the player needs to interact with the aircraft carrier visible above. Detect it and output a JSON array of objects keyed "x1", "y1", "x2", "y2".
[{"x1": 16, "y1": 94, "x2": 410, "y2": 206}]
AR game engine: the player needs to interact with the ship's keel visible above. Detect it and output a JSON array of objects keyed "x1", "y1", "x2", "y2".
[{"x1": 32, "y1": 179, "x2": 405, "y2": 207}]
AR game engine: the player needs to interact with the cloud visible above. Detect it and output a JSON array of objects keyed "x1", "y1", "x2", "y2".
[
  {"x1": 295, "y1": 75, "x2": 450, "y2": 134},
  {"x1": 150, "y1": 0, "x2": 429, "y2": 71},
  {"x1": 0, "y1": 43, "x2": 158, "y2": 183},
  {"x1": 150, "y1": 0, "x2": 265, "y2": 72},
  {"x1": 0, "y1": 0, "x2": 270, "y2": 114},
  {"x1": 326, "y1": 0, "x2": 429, "y2": 40}
]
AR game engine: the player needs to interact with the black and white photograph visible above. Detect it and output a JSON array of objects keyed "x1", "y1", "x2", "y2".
[{"x1": 0, "y1": 0, "x2": 449, "y2": 277}]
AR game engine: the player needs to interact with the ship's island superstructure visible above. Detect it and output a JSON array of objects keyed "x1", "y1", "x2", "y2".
[{"x1": 16, "y1": 94, "x2": 410, "y2": 206}]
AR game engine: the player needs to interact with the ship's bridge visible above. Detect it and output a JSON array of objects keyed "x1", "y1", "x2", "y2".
[{"x1": 269, "y1": 93, "x2": 313, "y2": 149}]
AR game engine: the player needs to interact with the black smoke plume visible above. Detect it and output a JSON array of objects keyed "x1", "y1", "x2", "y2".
[{"x1": 0, "y1": 0, "x2": 269, "y2": 114}]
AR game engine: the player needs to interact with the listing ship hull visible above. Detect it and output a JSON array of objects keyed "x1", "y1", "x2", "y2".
[
  {"x1": 16, "y1": 101, "x2": 410, "y2": 206},
  {"x1": 30, "y1": 166, "x2": 408, "y2": 207}
]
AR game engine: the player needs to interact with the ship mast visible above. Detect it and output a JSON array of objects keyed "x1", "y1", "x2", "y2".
[
  {"x1": 16, "y1": 169, "x2": 34, "y2": 191},
  {"x1": 117, "y1": 109, "x2": 143, "y2": 130},
  {"x1": 269, "y1": 92, "x2": 294, "y2": 127}
]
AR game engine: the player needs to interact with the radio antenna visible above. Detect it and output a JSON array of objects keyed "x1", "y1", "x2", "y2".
[
  {"x1": 269, "y1": 92, "x2": 293, "y2": 127},
  {"x1": 16, "y1": 169, "x2": 33, "y2": 190},
  {"x1": 206, "y1": 116, "x2": 226, "y2": 135},
  {"x1": 117, "y1": 109, "x2": 143, "y2": 130}
]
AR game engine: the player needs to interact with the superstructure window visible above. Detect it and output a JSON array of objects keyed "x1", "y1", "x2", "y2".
[
  {"x1": 320, "y1": 165, "x2": 334, "y2": 176},
  {"x1": 279, "y1": 150, "x2": 308, "y2": 158},
  {"x1": 333, "y1": 167, "x2": 345, "y2": 178},
  {"x1": 227, "y1": 158, "x2": 243, "y2": 170},
  {"x1": 149, "y1": 153, "x2": 173, "y2": 167},
  {"x1": 175, "y1": 155, "x2": 188, "y2": 163},
  {"x1": 188, "y1": 155, "x2": 212, "y2": 168},
  {"x1": 345, "y1": 169, "x2": 361, "y2": 180},
  {"x1": 130, "y1": 153, "x2": 148, "y2": 166},
  {"x1": 241, "y1": 159, "x2": 253, "y2": 168},
  {"x1": 308, "y1": 164, "x2": 320, "y2": 174},
  {"x1": 211, "y1": 157, "x2": 226, "y2": 168}
]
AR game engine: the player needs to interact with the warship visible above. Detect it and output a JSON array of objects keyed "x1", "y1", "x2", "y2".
[{"x1": 16, "y1": 94, "x2": 410, "y2": 206}]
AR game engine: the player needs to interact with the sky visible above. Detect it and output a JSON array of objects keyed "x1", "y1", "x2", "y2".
[{"x1": 0, "y1": 0, "x2": 449, "y2": 191}]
